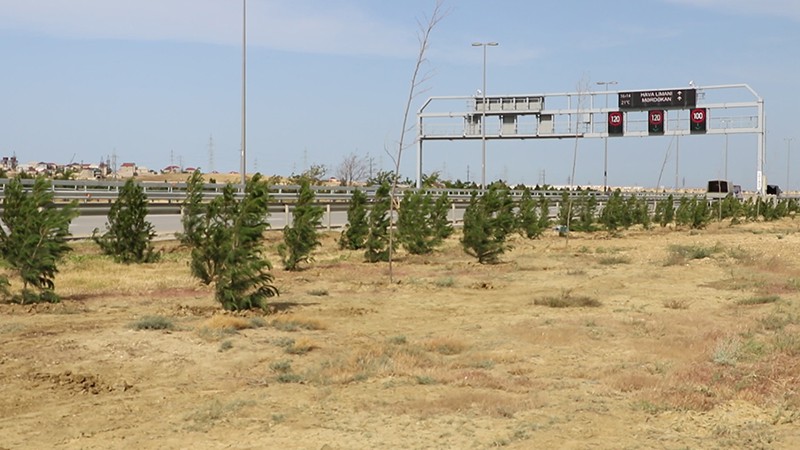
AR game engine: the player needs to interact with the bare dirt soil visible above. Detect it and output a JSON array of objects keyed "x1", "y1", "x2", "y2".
[{"x1": 2, "y1": 220, "x2": 800, "y2": 449}]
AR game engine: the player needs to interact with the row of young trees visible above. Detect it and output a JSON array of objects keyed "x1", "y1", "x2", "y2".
[
  {"x1": 2, "y1": 174, "x2": 798, "y2": 308},
  {"x1": 460, "y1": 186, "x2": 800, "y2": 264}
]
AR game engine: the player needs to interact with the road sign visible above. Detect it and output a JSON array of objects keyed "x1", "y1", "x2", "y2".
[
  {"x1": 648, "y1": 110, "x2": 665, "y2": 134},
  {"x1": 618, "y1": 89, "x2": 696, "y2": 110},
  {"x1": 608, "y1": 111, "x2": 624, "y2": 135},
  {"x1": 690, "y1": 107, "x2": 707, "y2": 133}
]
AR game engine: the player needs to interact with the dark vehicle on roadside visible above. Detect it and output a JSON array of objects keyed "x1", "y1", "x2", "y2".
[
  {"x1": 707, "y1": 179, "x2": 734, "y2": 200},
  {"x1": 767, "y1": 184, "x2": 782, "y2": 197}
]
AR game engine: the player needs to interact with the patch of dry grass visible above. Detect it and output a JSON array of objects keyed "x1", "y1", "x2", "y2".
[
  {"x1": 392, "y1": 391, "x2": 536, "y2": 418},
  {"x1": 422, "y1": 337, "x2": 468, "y2": 355},
  {"x1": 663, "y1": 298, "x2": 691, "y2": 309},
  {"x1": 202, "y1": 315, "x2": 254, "y2": 330},
  {"x1": 608, "y1": 371, "x2": 660, "y2": 393},
  {"x1": 307, "y1": 340, "x2": 435, "y2": 385},
  {"x1": 534, "y1": 289, "x2": 601, "y2": 308},
  {"x1": 271, "y1": 315, "x2": 326, "y2": 331},
  {"x1": 285, "y1": 337, "x2": 319, "y2": 355}
]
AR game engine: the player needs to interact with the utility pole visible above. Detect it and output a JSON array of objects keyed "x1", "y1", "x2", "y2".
[
  {"x1": 786, "y1": 138, "x2": 794, "y2": 191},
  {"x1": 596, "y1": 80, "x2": 617, "y2": 191},
  {"x1": 721, "y1": 119, "x2": 730, "y2": 180},
  {"x1": 208, "y1": 134, "x2": 215, "y2": 173},
  {"x1": 472, "y1": 41, "x2": 498, "y2": 188},
  {"x1": 240, "y1": 0, "x2": 247, "y2": 185}
]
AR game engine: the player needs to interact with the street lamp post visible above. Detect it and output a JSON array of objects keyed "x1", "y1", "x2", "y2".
[
  {"x1": 596, "y1": 81, "x2": 617, "y2": 192},
  {"x1": 721, "y1": 119, "x2": 730, "y2": 181},
  {"x1": 240, "y1": 0, "x2": 247, "y2": 185},
  {"x1": 472, "y1": 42, "x2": 498, "y2": 188},
  {"x1": 786, "y1": 138, "x2": 794, "y2": 191}
]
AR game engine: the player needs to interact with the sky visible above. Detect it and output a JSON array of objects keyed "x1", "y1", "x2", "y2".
[{"x1": 1, "y1": 0, "x2": 799, "y2": 191}]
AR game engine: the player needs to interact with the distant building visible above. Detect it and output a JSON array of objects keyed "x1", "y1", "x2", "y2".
[
  {"x1": 1, "y1": 156, "x2": 18, "y2": 171},
  {"x1": 161, "y1": 165, "x2": 181, "y2": 174},
  {"x1": 117, "y1": 162, "x2": 137, "y2": 177}
]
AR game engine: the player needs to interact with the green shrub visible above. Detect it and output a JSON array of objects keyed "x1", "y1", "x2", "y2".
[
  {"x1": 431, "y1": 192, "x2": 454, "y2": 241},
  {"x1": 0, "y1": 177, "x2": 77, "y2": 303},
  {"x1": 572, "y1": 190, "x2": 598, "y2": 232},
  {"x1": 653, "y1": 195, "x2": 675, "y2": 227},
  {"x1": 184, "y1": 173, "x2": 279, "y2": 311},
  {"x1": 516, "y1": 187, "x2": 544, "y2": 239},
  {"x1": 338, "y1": 188, "x2": 369, "y2": 250},
  {"x1": 93, "y1": 178, "x2": 159, "y2": 263},
  {"x1": 600, "y1": 189, "x2": 626, "y2": 231},
  {"x1": 461, "y1": 186, "x2": 515, "y2": 264},
  {"x1": 364, "y1": 183, "x2": 395, "y2": 263},
  {"x1": 278, "y1": 179, "x2": 323, "y2": 271},
  {"x1": 397, "y1": 190, "x2": 437, "y2": 255}
]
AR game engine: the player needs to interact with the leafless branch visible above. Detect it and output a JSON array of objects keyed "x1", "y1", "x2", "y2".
[{"x1": 388, "y1": 0, "x2": 448, "y2": 282}]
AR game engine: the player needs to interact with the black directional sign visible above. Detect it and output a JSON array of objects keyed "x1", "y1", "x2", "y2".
[
  {"x1": 618, "y1": 89, "x2": 696, "y2": 110},
  {"x1": 648, "y1": 110, "x2": 665, "y2": 134}
]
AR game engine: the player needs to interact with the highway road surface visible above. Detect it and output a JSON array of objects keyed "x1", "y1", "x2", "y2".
[{"x1": 69, "y1": 208, "x2": 466, "y2": 239}]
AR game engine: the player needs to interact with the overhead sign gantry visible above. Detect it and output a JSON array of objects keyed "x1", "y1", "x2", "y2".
[{"x1": 415, "y1": 84, "x2": 765, "y2": 193}]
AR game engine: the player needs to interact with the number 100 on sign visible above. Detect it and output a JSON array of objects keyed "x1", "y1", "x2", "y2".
[{"x1": 690, "y1": 108, "x2": 707, "y2": 133}]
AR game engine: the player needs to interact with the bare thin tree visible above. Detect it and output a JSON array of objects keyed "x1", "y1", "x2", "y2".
[
  {"x1": 387, "y1": 0, "x2": 448, "y2": 282},
  {"x1": 565, "y1": 74, "x2": 591, "y2": 248},
  {"x1": 335, "y1": 152, "x2": 369, "y2": 186}
]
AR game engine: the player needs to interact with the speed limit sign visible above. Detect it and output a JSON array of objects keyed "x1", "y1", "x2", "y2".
[
  {"x1": 690, "y1": 108, "x2": 707, "y2": 133},
  {"x1": 648, "y1": 110, "x2": 665, "y2": 134},
  {"x1": 607, "y1": 111, "x2": 624, "y2": 135}
]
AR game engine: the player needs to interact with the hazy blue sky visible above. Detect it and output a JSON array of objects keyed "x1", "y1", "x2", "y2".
[{"x1": 1, "y1": 0, "x2": 798, "y2": 190}]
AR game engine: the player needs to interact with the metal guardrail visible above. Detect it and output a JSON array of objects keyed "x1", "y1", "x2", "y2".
[{"x1": 0, "y1": 178, "x2": 721, "y2": 204}]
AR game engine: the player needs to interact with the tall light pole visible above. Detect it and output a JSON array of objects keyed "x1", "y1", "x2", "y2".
[
  {"x1": 721, "y1": 119, "x2": 730, "y2": 181},
  {"x1": 786, "y1": 137, "x2": 794, "y2": 191},
  {"x1": 240, "y1": 0, "x2": 247, "y2": 185},
  {"x1": 596, "y1": 80, "x2": 617, "y2": 192},
  {"x1": 472, "y1": 41, "x2": 498, "y2": 188}
]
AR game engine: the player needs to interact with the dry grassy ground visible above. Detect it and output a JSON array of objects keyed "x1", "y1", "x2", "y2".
[{"x1": 2, "y1": 220, "x2": 800, "y2": 449}]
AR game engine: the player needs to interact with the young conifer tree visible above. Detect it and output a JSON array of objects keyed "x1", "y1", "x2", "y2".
[
  {"x1": 178, "y1": 169, "x2": 206, "y2": 248},
  {"x1": 461, "y1": 186, "x2": 515, "y2": 264},
  {"x1": 0, "y1": 177, "x2": 77, "y2": 303},
  {"x1": 93, "y1": 178, "x2": 159, "y2": 263},
  {"x1": 537, "y1": 194, "x2": 551, "y2": 232},
  {"x1": 279, "y1": 179, "x2": 324, "y2": 270},
  {"x1": 364, "y1": 183, "x2": 395, "y2": 263},
  {"x1": 338, "y1": 187, "x2": 369, "y2": 250},
  {"x1": 397, "y1": 190, "x2": 434, "y2": 255},
  {"x1": 430, "y1": 192, "x2": 454, "y2": 242},
  {"x1": 186, "y1": 174, "x2": 279, "y2": 310},
  {"x1": 600, "y1": 189, "x2": 626, "y2": 232},
  {"x1": 516, "y1": 187, "x2": 542, "y2": 239}
]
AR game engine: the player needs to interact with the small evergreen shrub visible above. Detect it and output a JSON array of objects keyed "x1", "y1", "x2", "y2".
[
  {"x1": 461, "y1": 186, "x2": 515, "y2": 264},
  {"x1": 278, "y1": 179, "x2": 323, "y2": 271},
  {"x1": 0, "y1": 177, "x2": 77, "y2": 303},
  {"x1": 338, "y1": 188, "x2": 369, "y2": 250},
  {"x1": 93, "y1": 178, "x2": 159, "y2": 263},
  {"x1": 183, "y1": 173, "x2": 279, "y2": 311},
  {"x1": 364, "y1": 183, "x2": 395, "y2": 263},
  {"x1": 516, "y1": 188, "x2": 544, "y2": 239}
]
